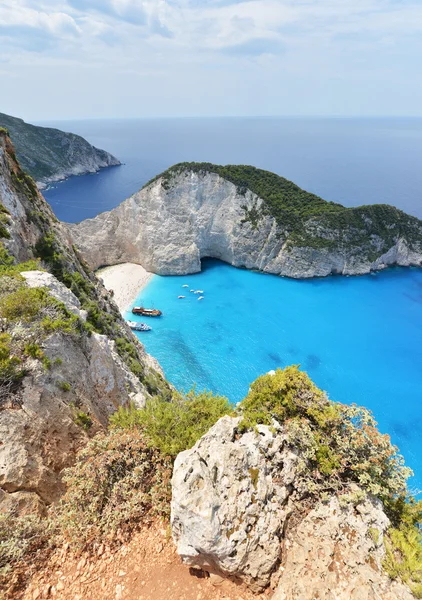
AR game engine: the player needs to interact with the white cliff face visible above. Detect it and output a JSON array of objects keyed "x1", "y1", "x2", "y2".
[
  {"x1": 69, "y1": 171, "x2": 422, "y2": 279},
  {"x1": 171, "y1": 416, "x2": 414, "y2": 600}
]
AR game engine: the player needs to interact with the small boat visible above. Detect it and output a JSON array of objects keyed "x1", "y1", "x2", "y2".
[
  {"x1": 190, "y1": 289, "x2": 195, "y2": 293},
  {"x1": 178, "y1": 295, "x2": 185, "y2": 299},
  {"x1": 127, "y1": 321, "x2": 152, "y2": 332},
  {"x1": 132, "y1": 306, "x2": 162, "y2": 317},
  {"x1": 194, "y1": 290, "x2": 204, "y2": 295},
  {"x1": 198, "y1": 296, "x2": 204, "y2": 301},
  {"x1": 182, "y1": 284, "x2": 189, "y2": 288}
]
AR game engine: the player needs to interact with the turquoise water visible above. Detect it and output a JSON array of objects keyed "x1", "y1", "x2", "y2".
[{"x1": 127, "y1": 260, "x2": 422, "y2": 488}]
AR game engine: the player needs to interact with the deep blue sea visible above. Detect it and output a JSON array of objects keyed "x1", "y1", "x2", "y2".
[
  {"x1": 39, "y1": 117, "x2": 422, "y2": 487},
  {"x1": 40, "y1": 117, "x2": 422, "y2": 222}
]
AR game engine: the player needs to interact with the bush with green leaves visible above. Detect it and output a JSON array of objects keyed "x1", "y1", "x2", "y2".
[
  {"x1": 239, "y1": 366, "x2": 412, "y2": 501},
  {"x1": 53, "y1": 430, "x2": 172, "y2": 548},
  {"x1": 110, "y1": 388, "x2": 233, "y2": 457},
  {"x1": 384, "y1": 524, "x2": 422, "y2": 597},
  {"x1": 0, "y1": 284, "x2": 85, "y2": 337},
  {"x1": 0, "y1": 333, "x2": 26, "y2": 402}
]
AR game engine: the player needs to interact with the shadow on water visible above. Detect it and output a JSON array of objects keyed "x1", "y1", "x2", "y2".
[
  {"x1": 391, "y1": 418, "x2": 422, "y2": 442},
  {"x1": 164, "y1": 330, "x2": 216, "y2": 390},
  {"x1": 306, "y1": 354, "x2": 322, "y2": 370},
  {"x1": 268, "y1": 351, "x2": 282, "y2": 365},
  {"x1": 403, "y1": 292, "x2": 422, "y2": 305}
]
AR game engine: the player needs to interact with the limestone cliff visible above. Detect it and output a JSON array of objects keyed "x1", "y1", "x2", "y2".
[
  {"x1": 0, "y1": 129, "x2": 167, "y2": 513},
  {"x1": 0, "y1": 113, "x2": 120, "y2": 189},
  {"x1": 69, "y1": 163, "x2": 422, "y2": 278}
]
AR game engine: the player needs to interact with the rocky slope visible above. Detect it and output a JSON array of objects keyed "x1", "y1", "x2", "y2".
[
  {"x1": 0, "y1": 112, "x2": 120, "y2": 189},
  {"x1": 172, "y1": 415, "x2": 414, "y2": 600},
  {"x1": 0, "y1": 129, "x2": 166, "y2": 513},
  {"x1": 69, "y1": 163, "x2": 422, "y2": 278}
]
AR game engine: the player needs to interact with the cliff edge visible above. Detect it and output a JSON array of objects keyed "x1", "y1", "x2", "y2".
[
  {"x1": 69, "y1": 163, "x2": 422, "y2": 279},
  {"x1": 0, "y1": 114, "x2": 120, "y2": 189},
  {"x1": 0, "y1": 129, "x2": 167, "y2": 515}
]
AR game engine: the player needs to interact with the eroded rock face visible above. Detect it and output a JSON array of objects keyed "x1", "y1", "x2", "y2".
[
  {"x1": 171, "y1": 416, "x2": 414, "y2": 599},
  {"x1": 22, "y1": 270, "x2": 87, "y2": 319},
  {"x1": 0, "y1": 132, "x2": 166, "y2": 514},
  {"x1": 171, "y1": 416, "x2": 299, "y2": 591},
  {"x1": 69, "y1": 170, "x2": 422, "y2": 278},
  {"x1": 272, "y1": 495, "x2": 414, "y2": 600},
  {"x1": 0, "y1": 275, "x2": 149, "y2": 508}
]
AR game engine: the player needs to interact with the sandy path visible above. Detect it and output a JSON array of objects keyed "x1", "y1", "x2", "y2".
[
  {"x1": 97, "y1": 263, "x2": 153, "y2": 314},
  {"x1": 22, "y1": 520, "x2": 265, "y2": 600}
]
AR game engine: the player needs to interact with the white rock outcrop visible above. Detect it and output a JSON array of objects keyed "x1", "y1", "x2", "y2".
[
  {"x1": 69, "y1": 170, "x2": 422, "y2": 278},
  {"x1": 171, "y1": 416, "x2": 415, "y2": 599},
  {"x1": 272, "y1": 495, "x2": 414, "y2": 600},
  {"x1": 22, "y1": 270, "x2": 87, "y2": 319},
  {"x1": 171, "y1": 416, "x2": 299, "y2": 591}
]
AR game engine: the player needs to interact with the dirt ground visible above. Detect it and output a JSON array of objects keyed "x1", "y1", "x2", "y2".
[{"x1": 23, "y1": 520, "x2": 269, "y2": 600}]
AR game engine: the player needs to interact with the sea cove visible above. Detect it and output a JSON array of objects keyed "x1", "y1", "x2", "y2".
[{"x1": 128, "y1": 259, "x2": 422, "y2": 487}]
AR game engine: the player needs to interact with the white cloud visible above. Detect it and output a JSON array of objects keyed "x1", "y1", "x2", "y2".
[
  {"x1": 0, "y1": 2, "x2": 80, "y2": 37},
  {"x1": 1, "y1": 0, "x2": 422, "y2": 118}
]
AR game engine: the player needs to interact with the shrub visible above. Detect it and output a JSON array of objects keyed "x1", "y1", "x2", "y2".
[
  {"x1": 115, "y1": 337, "x2": 138, "y2": 360},
  {"x1": 24, "y1": 342, "x2": 44, "y2": 360},
  {"x1": 0, "y1": 513, "x2": 51, "y2": 581},
  {"x1": 58, "y1": 381, "x2": 71, "y2": 392},
  {"x1": 0, "y1": 287, "x2": 50, "y2": 322},
  {"x1": 74, "y1": 410, "x2": 92, "y2": 430},
  {"x1": 384, "y1": 525, "x2": 422, "y2": 597},
  {"x1": 238, "y1": 366, "x2": 412, "y2": 501},
  {"x1": 53, "y1": 430, "x2": 172, "y2": 548},
  {"x1": 0, "y1": 333, "x2": 25, "y2": 403},
  {"x1": 110, "y1": 389, "x2": 233, "y2": 457}
]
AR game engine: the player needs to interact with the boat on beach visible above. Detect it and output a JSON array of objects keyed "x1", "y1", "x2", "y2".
[
  {"x1": 132, "y1": 306, "x2": 162, "y2": 317},
  {"x1": 127, "y1": 321, "x2": 152, "y2": 331}
]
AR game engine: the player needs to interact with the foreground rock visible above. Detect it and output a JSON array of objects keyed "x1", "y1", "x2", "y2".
[
  {"x1": 0, "y1": 111, "x2": 120, "y2": 188},
  {"x1": 69, "y1": 164, "x2": 422, "y2": 278},
  {"x1": 272, "y1": 495, "x2": 414, "y2": 600},
  {"x1": 171, "y1": 416, "x2": 414, "y2": 599},
  {"x1": 171, "y1": 416, "x2": 298, "y2": 591}
]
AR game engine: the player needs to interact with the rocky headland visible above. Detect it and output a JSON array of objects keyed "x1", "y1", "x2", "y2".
[
  {"x1": 0, "y1": 113, "x2": 120, "y2": 189},
  {"x1": 69, "y1": 162, "x2": 422, "y2": 279}
]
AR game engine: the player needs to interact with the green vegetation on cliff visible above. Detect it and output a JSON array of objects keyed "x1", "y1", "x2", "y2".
[{"x1": 146, "y1": 162, "x2": 422, "y2": 258}]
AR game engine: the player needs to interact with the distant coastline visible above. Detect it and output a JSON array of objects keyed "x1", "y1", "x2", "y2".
[
  {"x1": 96, "y1": 263, "x2": 153, "y2": 313},
  {"x1": 37, "y1": 162, "x2": 122, "y2": 191}
]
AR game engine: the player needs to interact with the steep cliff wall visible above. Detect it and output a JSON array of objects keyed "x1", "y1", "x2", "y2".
[
  {"x1": 69, "y1": 164, "x2": 422, "y2": 278},
  {"x1": 0, "y1": 113, "x2": 120, "y2": 189},
  {"x1": 0, "y1": 129, "x2": 167, "y2": 513}
]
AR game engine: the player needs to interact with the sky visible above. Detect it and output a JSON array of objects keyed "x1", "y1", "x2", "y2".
[{"x1": 0, "y1": 0, "x2": 422, "y2": 120}]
